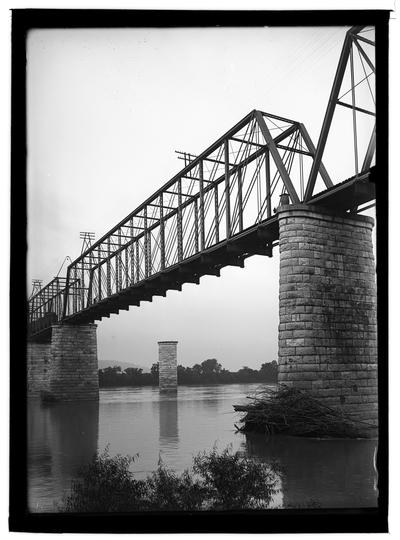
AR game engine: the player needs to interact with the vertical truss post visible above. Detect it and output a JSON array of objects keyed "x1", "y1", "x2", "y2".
[
  {"x1": 88, "y1": 252, "x2": 94, "y2": 306},
  {"x1": 98, "y1": 245, "x2": 102, "y2": 301},
  {"x1": 73, "y1": 266, "x2": 78, "y2": 313},
  {"x1": 177, "y1": 178, "x2": 183, "y2": 261},
  {"x1": 130, "y1": 244, "x2": 134, "y2": 285},
  {"x1": 48, "y1": 287, "x2": 52, "y2": 313},
  {"x1": 144, "y1": 207, "x2": 149, "y2": 278},
  {"x1": 62, "y1": 267, "x2": 70, "y2": 318},
  {"x1": 135, "y1": 241, "x2": 140, "y2": 283},
  {"x1": 130, "y1": 218, "x2": 135, "y2": 284},
  {"x1": 117, "y1": 230, "x2": 122, "y2": 291},
  {"x1": 224, "y1": 139, "x2": 231, "y2": 238},
  {"x1": 304, "y1": 30, "x2": 359, "y2": 200},
  {"x1": 238, "y1": 167, "x2": 243, "y2": 232},
  {"x1": 255, "y1": 111, "x2": 300, "y2": 204},
  {"x1": 125, "y1": 246, "x2": 129, "y2": 289},
  {"x1": 148, "y1": 231, "x2": 152, "y2": 276},
  {"x1": 107, "y1": 237, "x2": 111, "y2": 296},
  {"x1": 81, "y1": 260, "x2": 85, "y2": 310},
  {"x1": 350, "y1": 40, "x2": 359, "y2": 175},
  {"x1": 56, "y1": 279, "x2": 60, "y2": 316},
  {"x1": 199, "y1": 160, "x2": 205, "y2": 250},
  {"x1": 87, "y1": 270, "x2": 93, "y2": 307},
  {"x1": 265, "y1": 150, "x2": 271, "y2": 218},
  {"x1": 214, "y1": 183, "x2": 219, "y2": 243},
  {"x1": 160, "y1": 193, "x2": 166, "y2": 270},
  {"x1": 194, "y1": 199, "x2": 199, "y2": 253}
]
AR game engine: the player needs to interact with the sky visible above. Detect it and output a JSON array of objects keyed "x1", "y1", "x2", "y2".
[{"x1": 27, "y1": 25, "x2": 375, "y2": 371}]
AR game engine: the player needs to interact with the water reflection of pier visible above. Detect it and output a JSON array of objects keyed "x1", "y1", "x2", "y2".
[
  {"x1": 158, "y1": 395, "x2": 179, "y2": 450},
  {"x1": 244, "y1": 433, "x2": 378, "y2": 508},
  {"x1": 28, "y1": 400, "x2": 99, "y2": 512}
]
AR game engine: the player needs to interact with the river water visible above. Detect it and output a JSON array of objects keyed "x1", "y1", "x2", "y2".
[{"x1": 28, "y1": 383, "x2": 378, "y2": 512}]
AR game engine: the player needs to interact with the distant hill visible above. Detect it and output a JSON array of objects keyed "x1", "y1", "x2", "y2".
[{"x1": 98, "y1": 359, "x2": 150, "y2": 373}]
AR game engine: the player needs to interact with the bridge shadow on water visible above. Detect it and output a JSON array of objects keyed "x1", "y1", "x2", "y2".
[{"x1": 243, "y1": 432, "x2": 378, "y2": 509}]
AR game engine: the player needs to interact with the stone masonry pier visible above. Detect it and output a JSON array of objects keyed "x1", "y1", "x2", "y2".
[
  {"x1": 277, "y1": 204, "x2": 377, "y2": 431},
  {"x1": 27, "y1": 324, "x2": 99, "y2": 401},
  {"x1": 158, "y1": 341, "x2": 178, "y2": 392}
]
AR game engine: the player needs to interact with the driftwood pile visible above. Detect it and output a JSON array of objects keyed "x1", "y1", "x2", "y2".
[{"x1": 234, "y1": 385, "x2": 369, "y2": 438}]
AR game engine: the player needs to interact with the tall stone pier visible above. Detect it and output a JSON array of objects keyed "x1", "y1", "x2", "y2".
[
  {"x1": 158, "y1": 341, "x2": 178, "y2": 392},
  {"x1": 277, "y1": 204, "x2": 377, "y2": 430},
  {"x1": 27, "y1": 324, "x2": 99, "y2": 401}
]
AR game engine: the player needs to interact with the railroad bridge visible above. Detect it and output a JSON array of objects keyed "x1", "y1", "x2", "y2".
[{"x1": 27, "y1": 26, "x2": 378, "y2": 431}]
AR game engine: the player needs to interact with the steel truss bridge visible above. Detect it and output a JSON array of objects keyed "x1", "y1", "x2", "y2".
[{"x1": 28, "y1": 25, "x2": 376, "y2": 340}]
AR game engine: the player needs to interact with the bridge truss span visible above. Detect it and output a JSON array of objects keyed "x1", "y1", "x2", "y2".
[
  {"x1": 27, "y1": 25, "x2": 377, "y2": 339},
  {"x1": 58, "y1": 110, "x2": 336, "y2": 325}
]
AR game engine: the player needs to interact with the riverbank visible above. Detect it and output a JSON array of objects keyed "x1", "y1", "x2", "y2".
[
  {"x1": 100, "y1": 379, "x2": 277, "y2": 389},
  {"x1": 99, "y1": 359, "x2": 278, "y2": 387}
]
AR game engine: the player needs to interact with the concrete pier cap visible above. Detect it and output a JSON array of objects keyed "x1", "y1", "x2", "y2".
[{"x1": 158, "y1": 340, "x2": 178, "y2": 392}]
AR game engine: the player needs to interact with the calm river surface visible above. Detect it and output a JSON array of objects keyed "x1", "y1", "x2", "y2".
[{"x1": 28, "y1": 383, "x2": 378, "y2": 512}]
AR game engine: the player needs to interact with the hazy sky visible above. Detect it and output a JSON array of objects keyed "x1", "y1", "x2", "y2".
[{"x1": 27, "y1": 25, "x2": 375, "y2": 370}]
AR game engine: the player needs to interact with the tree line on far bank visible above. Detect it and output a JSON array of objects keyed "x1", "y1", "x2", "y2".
[{"x1": 98, "y1": 358, "x2": 278, "y2": 388}]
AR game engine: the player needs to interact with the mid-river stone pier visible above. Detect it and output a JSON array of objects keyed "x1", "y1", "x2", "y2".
[
  {"x1": 277, "y1": 204, "x2": 377, "y2": 430},
  {"x1": 27, "y1": 324, "x2": 98, "y2": 401},
  {"x1": 158, "y1": 341, "x2": 178, "y2": 392}
]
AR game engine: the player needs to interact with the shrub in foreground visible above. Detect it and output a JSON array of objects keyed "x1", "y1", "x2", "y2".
[
  {"x1": 193, "y1": 447, "x2": 277, "y2": 510},
  {"x1": 62, "y1": 448, "x2": 147, "y2": 512},
  {"x1": 61, "y1": 446, "x2": 277, "y2": 512}
]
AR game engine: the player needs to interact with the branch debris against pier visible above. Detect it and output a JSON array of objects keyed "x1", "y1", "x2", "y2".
[{"x1": 234, "y1": 385, "x2": 376, "y2": 438}]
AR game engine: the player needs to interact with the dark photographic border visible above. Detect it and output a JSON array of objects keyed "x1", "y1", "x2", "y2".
[{"x1": 10, "y1": 8, "x2": 389, "y2": 533}]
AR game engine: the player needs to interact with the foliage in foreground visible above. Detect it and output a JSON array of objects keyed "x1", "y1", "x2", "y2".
[
  {"x1": 234, "y1": 385, "x2": 374, "y2": 438},
  {"x1": 61, "y1": 446, "x2": 277, "y2": 512}
]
